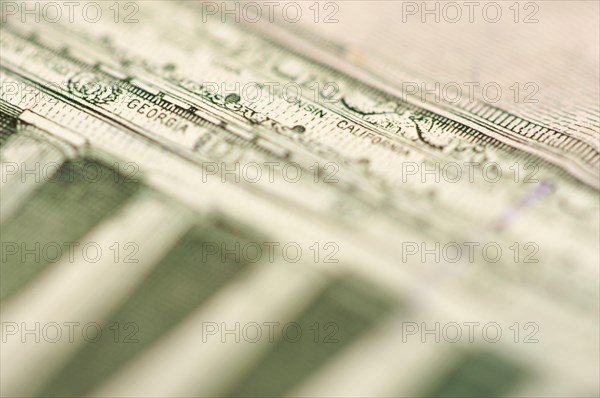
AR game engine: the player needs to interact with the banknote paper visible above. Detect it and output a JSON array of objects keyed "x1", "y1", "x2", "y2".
[{"x1": 0, "y1": 1, "x2": 598, "y2": 397}]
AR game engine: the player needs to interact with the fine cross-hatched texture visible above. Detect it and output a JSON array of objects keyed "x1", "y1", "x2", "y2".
[{"x1": 0, "y1": 1, "x2": 598, "y2": 397}]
